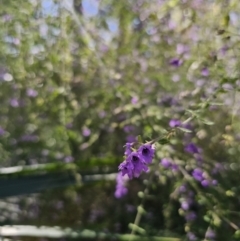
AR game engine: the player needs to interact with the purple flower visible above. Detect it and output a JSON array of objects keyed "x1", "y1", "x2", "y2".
[
  {"x1": 10, "y1": 98, "x2": 19, "y2": 107},
  {"x1": 124, "y1": 142, "x2": 133, "y2": 156},
  {"x1": 201, "y1": 67, "x2": 209, "y2": 76},
  {"x1": 123, "y1": 125, "x2": 135, "y2": 133},
  {"x1": 172, "y1": 164, "x2": 179, "y2": 171},
  {"x1": 64, "y1": 156, "x2": 74, "y2": 163},
  {"x1": 0, "y1": 127, "x2": 5, "y2": 136},
  {"x1": 127, "y1": 152, "x2": 148, "y2": 177},
  {"x1": 201, "y1": 179, "x2": 209, "y2": 187},
  {"x1": 192, "y1": 168, "x2": 204, "y2": 182},
  {"x1": 206, "y1": 229, "x2": 216, "y2": 239},
  {"x1": 169, "y1": 58, "x2": 183, "y2": 67},
  {"x1": 82, "y1": 127, "x2": 91, "y2": 137},
  {"x1": 181, "y1": 201, "x2": 190, "y2": 210},
  {"x1": 131, "y1": 96, "x2": 138, "y2": 104},
  {"x1": 179, "y1": 184, "x2": 187, "y2": 193},
  {"x1": 185, "y1": 143, "x2": 200, "y2": 154},
  {"x1": 114, "y1": 173, "x2": 128, "y2": 199},
  {"x1": 185, "y1": 211, "x2": 197, "y2": 221},
  {"x1": 212, "y1": 163, "x2": 224, "y2": 174},
  {"x1": 160, "y1": 158, "x2": 172, "y2": 168},
  {"x1": 27, "y1": 88, "x2": 38, "y2": 97},
  {"x1": 169, "y1": 119, "x2": 181, "y2": 128},
  {"x1": 212, "y1": 179, "x2": 218, "y2": 186},
  {"x1": 187, "y1": 232, "x2": 197, "y2": 241},
  {"x1": 118, "y1": 161, "x2": 134, "y2": 179},
  {"x1": 65, "y1": 122, "x2": 73, "y2": 129},
  {"x1": 119, "y1": 152, "x2": 148, "y2": 179},
  {"x1": 126, "y1": 135, "x2": 136, "y2": 143},
  {"x1": 137, "y1": 144, "x2": 155, "y2": 164}
]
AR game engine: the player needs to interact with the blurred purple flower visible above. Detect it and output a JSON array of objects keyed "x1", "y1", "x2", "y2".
[
  {"x1": 194, "y1": 154, "x2": 203, "y2": 163},
  {"x1": 212, "y1": 163, "x2": 224, "y2": 174},
  {"x1": 20, "y1": 134, "x2": 39, "y2": 142},
  {"x1": 131, "y1": 96, "x2": 138, "y2": 104},
  {"x1": 27, "y1": 88, "x2": 38, "y2": 97},
  {"x1": 126, "y1": 135, "x2": 136, "y2": 143},
  {"x1": 64, "y1": 156, "x2": 74, "y2": 163},
  {"x1": 181, "y1": 201, "x2": 190, "y2": 210},
  {"x1": 171, "y1": 163, "x2": 179, "y2": 171},
  {"x1": 192, "y1": 168, "x2": 204, "y2": 182},
  {"x1": 201, "y1": 179, "x2": 209, "y2": 187},
  {"x1": 201, "y1": 67, "x2": 209, "y2": 76},
  {"x1": 169, "y1": 119, "x2": 181, "y2": 128},
  {"x1": 179, "y1": 184, "x2": 187, "y2": 193},
  {"x1": 82, "y1": 127, "x2": 91, "y2": 137},
  {"x1": 187, "y1": 232, "x2": 197, "y2": 241},
  {"x1": 65, "y1": 122, "x2": 73, "y2": 129},
  {"x1": 185, "y1": 143, "x2": 200, "y2": 154},
  {"x1": 169, "y1": 58, "x2": 183, "y2": 67},
  {"x1": 185, "y1": 211, "x2": 197, "y2": 221},
  {"x1": 0, "y1": 127, "x2": 5, "y2": 136},
  {"x1": 212, "y1": 179, "x2": 218, "y2": 186},
  {"x1": 98, "y1": 111, "x2": 106, "y2": 118},
  {"x1": 176, "y1": 43, "x2": 189, "y2": 55},
  {"x1": 206, "y1": 229, "x2": 216, "y2": 239},
  {"x1": 2, "y1": 14, "x2": 12, "y2": 22},
  {"x1": 10, "y1": 98, "x2": 19, "y2": 107},
  {"x1": 114, "y1": 173, "x2": 128, "y2": 198},
  {"x1": 123, "y1": 125, "x2": 135, "y2": 133},
  {"x1": 160, "y1": 158, "x2": 172, "y2": 168},
  {"x1": 159, "y1": 95, "x2": 179, "y2": 107},
  {"x1": 137, "y1": 143, "x2": 155, "y2": 164}
]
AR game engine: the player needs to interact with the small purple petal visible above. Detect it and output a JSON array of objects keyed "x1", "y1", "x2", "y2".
[
  {"x1": 169, "y1": 58, "x2": 183, "y2": 67},
  {"x1": 124, "y1": 142, "x2": 133, "y2": 156},
  {"x1": 212, "y1": 179, "x2": 218, "y2": 186},
  {"x1": 181, "y1": 201, "x2": 190, "y2": 210},
  {"x1": 185, "y1": 143, "x2": 200, "y2": 154},
  {"x1": 201, "y1": 179, "x2": 209, "y2": 187},
  {"x1": 192, "y1": 168, "x2": 204, "y2": 182},
  {"x1": 160, "y1": 158, "x2": 172, "y2": 168},
  {"x1": 185, "y1": 211, "x2": 197, "y2": 221},
  {"x1": 206, "y1": 229, "x2": 216, "y2": 239},
  {"x1": 82, "y1": 127, "x2": 91, "y2": 137},
  {"x1": 169, "y1": 119, "x2": 181, "y2": 128},
  {"x1": 201, "y1": 67, "x2": 209, "y2": 76},
  {"x1": 131, "y1": 96, "x2": 138, "y2": 104},
  {"x1": 27, "y1": 88, "x2": 38, "y2": 97},
  {"x1": 187, "y1": 232, "x2": 197, "y2": 241}
]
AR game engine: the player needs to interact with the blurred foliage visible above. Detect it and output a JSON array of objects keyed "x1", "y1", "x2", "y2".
[{"x1": 0, "y1": 0, "x2": 240, "y2": 240}]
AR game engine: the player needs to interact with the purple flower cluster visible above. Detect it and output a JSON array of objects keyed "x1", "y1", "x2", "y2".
[
  {"x1": 114, "y1": 173, "x2": 128, "y2": 199},
  {"x1": 178, "y1": 184, "x2": 197, "y2": 222},
  {"x1": 160, "y1": 158, "x2": 179, "y2": 171},
  {"x1": 192, "y1": 168, "x2": 217, "y2": 187},
  {"x1": 118, "y1": 143, "x2": 155, "y2": 179}
]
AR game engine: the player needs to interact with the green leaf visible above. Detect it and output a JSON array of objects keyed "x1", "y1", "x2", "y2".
[
  {"x1": 199, "y1": 119, "x2": 215, "y2": 125},
  {"x1": 158, "y1": 138, "x2": 170, "y2": 145},
  {"x1": 177, "y1": 127, "x2": 192, "y2": 133}
]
